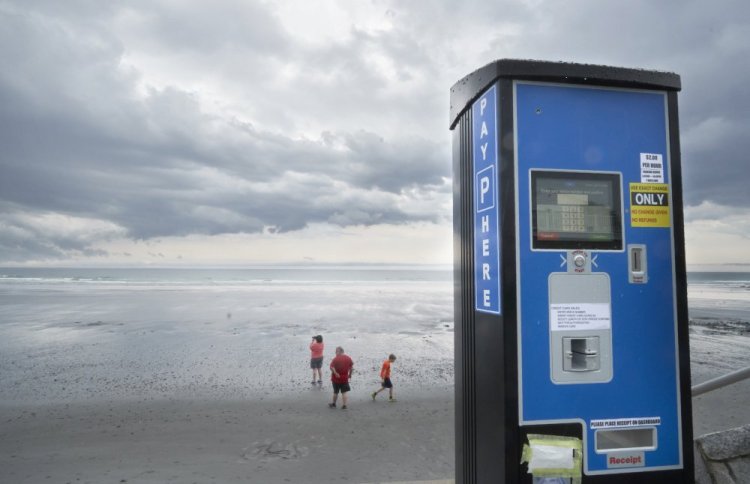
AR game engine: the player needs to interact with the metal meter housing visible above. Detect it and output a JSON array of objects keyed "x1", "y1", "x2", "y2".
[{"x1": 450, "y1": 60, "x2": 693, "y2": 483}]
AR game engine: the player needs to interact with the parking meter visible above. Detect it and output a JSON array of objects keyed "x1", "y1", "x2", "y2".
[{"x1": 450, "y1": 60, "x2": 693, "y2": 483}]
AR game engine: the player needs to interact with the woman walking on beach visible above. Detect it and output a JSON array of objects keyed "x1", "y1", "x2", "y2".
[{"x1": 310, "y1": 335, "x2": 324, "y2": 384}]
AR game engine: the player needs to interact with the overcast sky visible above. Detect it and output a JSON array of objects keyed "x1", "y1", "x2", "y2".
[{"x1": 1, "y1": 0, "x2": 748, "y2": 267}]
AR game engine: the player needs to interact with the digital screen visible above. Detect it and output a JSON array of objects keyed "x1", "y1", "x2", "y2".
[{"x1": 531, "y1": 171, "x2": 622, "y2": 250}]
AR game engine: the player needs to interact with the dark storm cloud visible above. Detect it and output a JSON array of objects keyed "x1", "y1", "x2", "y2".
[{"x1": 0, "y1": 2, "x2": 449, "y2": 261}]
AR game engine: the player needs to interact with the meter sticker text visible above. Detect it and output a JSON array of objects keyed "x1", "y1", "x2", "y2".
[
  {"x1": 630, "y1": 183, "x2": 670, "y2": 228},
  {"x1": 640, "y1": 153, "x2": 664, "y2": 183},
  {"x1": 550, "y1": 303, "x2": 611, "y2": 331},
  {"x1": 591, "y1": 417, "x2": 661, "y2": 429}
]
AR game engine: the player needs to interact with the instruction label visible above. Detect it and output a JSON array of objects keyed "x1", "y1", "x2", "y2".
[
  {"x1": 640, "y1": 153, "x2": 664, "y2": 183},
  {"x1": 630, "y1": 183, "x2": 670, "y2": 228},
  {"x1": 550, "y1": 303, "x2": 611, "y2": 331},
  {"x1": 591, "y1": 417, "x2": 661, "y2": 429}
]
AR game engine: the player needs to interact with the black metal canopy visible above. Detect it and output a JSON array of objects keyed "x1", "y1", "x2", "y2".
[{"x1": 449, "y1": 59, "x2": 681, "y2": 129}]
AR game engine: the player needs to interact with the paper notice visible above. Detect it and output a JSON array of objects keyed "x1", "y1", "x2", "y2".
[
  {"x1": 640, "y1": 153, "x2": 664, "y2": 183},
  {"x1": 550, "y1": 303, "x2": 611, "y2": 331},
  {"x1": 528, "y1": 444, "x2": 574, "y2": 471}
]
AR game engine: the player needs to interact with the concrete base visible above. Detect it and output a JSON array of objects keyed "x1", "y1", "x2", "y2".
[{"x1": 695, "y1": 424, "x2": 750, "y2": 484}]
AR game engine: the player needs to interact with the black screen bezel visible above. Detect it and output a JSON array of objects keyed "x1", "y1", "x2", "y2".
[{"x1": 531, "y1": 170, "x2": 623, "y2": 251}]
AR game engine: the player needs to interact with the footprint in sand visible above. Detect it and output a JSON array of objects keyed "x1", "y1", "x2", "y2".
[{"x1": 240, "y1": 440, "x2": 309, "y2": 462}]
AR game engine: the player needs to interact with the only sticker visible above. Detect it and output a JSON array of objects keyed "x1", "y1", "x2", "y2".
[{"x1": 630, "y1": 183, "x2": 670, "y2": 228}]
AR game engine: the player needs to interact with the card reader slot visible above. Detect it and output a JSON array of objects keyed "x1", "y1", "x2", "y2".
[
  {"x1": 632, "y1": 248, "x2": 642, "y2": 272},
  {"x1": 628, "y1": 244, "x2": 648, "y2": 284},
  {"x1": 563, "y1": 337, "x2": 600, "y2": 372}
]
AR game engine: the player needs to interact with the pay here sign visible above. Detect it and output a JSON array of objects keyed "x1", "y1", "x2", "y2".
[{"x1": 472, "y1": 85, "x2": 501, "y2": 314}]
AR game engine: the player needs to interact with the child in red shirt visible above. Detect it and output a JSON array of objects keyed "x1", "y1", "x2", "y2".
[{"x1": 371, "y1": 354, "x2": 397, "y2": 402}]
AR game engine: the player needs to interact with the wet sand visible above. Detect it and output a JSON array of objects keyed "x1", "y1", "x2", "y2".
[{"x1": 0, "y1": 314, "x2": 747, "y2": 483}]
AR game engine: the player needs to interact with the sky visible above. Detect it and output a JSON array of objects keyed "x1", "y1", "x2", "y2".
[{"x1": 0, "y1": 0, "x2": 749, "y2": 268}]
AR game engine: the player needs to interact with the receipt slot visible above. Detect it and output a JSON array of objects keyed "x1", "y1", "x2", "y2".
[{"x1": 450, "y1": 60, "x2": 693, "y2": 483}]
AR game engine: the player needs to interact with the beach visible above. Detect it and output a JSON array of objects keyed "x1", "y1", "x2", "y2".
[
  {"x1": 686, "y1": 273, "x2": 750, "y2": 437},
  {"x1": 0, "y1": 393, "x2": 454, "y2": 484},
  {"x1": 0, "y1": 268, "x2": 748, "y2": 483},
  {"x1": 0, "y1": 268, "x2": 455, "y2": 483}
]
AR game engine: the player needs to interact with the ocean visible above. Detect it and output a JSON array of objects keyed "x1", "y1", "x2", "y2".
[
  {"x1": 0, "y1": 267, "x2": 747, "y2": 405},
  {"x1": 687, "y1": 272, "x2": 750, "y2": 321},
  {"x1": 0, "y1": 266, "x2": 453, "y2": 285}
]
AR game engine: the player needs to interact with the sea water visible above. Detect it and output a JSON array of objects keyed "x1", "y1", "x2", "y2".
[
  {"x1": 0, "y1": 268, "x2": 747, "y2": 404},
  {"x1": 688, "y1": 272, "x2": 750, "y2": 320},
  {"x1": 687, "y1": 272, "x2": 750, "y2": 377}
]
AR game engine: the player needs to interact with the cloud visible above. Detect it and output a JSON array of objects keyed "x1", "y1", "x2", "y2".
[
  {"x1": 0, "y1": 203, "x2": 126, "y2": 262},
  {"x1": 0, "y1": 2, "x2": 450, "y2": 253},
  {"x1": 685, "y1": 201, "x2": 750, "y2": 234},
  {"x1": 684, "y1": 201, "x2": 750, "y2": 265},
  {"x1": 0, "y1": 0, "x2": 749, "y2": 264}
]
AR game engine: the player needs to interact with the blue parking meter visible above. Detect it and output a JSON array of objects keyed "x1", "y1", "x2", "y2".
[{"x1": 450, "y1": 60, "x2": 693, "y2": 483}]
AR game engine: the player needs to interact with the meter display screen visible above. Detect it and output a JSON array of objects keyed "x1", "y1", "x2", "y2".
[{"x1": 531, "y1": 171, "x2": 622, "y2": 250}]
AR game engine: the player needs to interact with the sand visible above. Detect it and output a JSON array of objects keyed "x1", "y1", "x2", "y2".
[
  {"x1": 0, "y1": 312, "x2": 747, "y2": 483},
  {"x1": 1, "y1": 350, "x2": 747, "y2": 484},
  {"x1": 0, "y1": 387, "x2": 454, "y2": 484}
]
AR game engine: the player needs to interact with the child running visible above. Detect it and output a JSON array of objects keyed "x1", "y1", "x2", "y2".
[{"x1": 371, "y1": 354, "x2": 397, "y2": 402}]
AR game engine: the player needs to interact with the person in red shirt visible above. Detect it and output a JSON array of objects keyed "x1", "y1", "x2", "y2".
[
  {"x1": 371, "y1": 354, "x2": 397, "y2": 402},
  {"x1": 328, "y1": 346, "x2": 354, "y2": 409},
  {"x1": 309, "y1": 335, "x2": 324, "y2": 385}
]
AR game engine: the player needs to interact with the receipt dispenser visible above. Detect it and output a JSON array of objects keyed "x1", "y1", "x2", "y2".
[{"x1": 450, "y1": 60, "x2": 693, "y2": 483}]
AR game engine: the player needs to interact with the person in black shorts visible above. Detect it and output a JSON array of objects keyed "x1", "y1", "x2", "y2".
[{"x1": 328, "y1": 346, "x2": 354, "y2": 409}]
